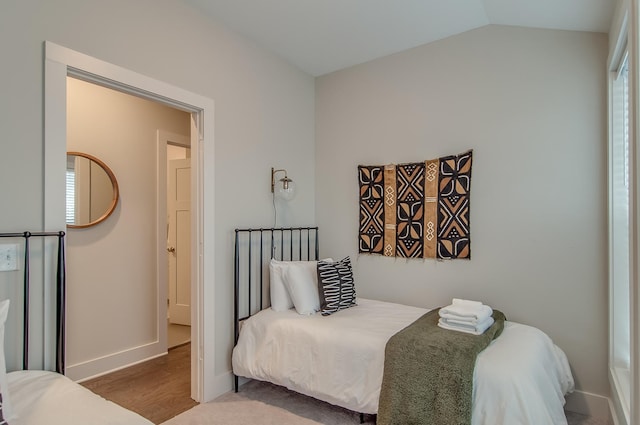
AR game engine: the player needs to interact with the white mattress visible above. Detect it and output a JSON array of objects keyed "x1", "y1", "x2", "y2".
[
  {"x1": 7, "y1": 370, "x2": 153, "y2": 425},
  {"x1": 232, "y1": 298, "x2": 575, "y2": 425}
]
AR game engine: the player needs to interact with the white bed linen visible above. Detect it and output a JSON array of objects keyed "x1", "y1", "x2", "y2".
[
  {"x1": 232, "y1": 298, "x2": 574, "y2": 425},
  {"x1": 7, "y1": 370, "x2": 153, "y2": 425}
]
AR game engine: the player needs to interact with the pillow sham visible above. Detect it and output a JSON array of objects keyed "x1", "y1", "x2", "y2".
[
  {"x1": 269, "y1": 259, "x2": 296, "y2": 311},
  {"x1": 283, "y1": 263, "x2": 320, "y2": 315},
  {"x1": 317, "y1": 257, "x2": 357, "y2": 316},
  {"x1": 0, "y1": 392, "x2": 7, "y2": 425},
  {"x1": 269, "y1": 259, "x2": 332, "y2": 312},
  {"x1": 0, "y1": 299, "x2": 13, "y2": 422}
]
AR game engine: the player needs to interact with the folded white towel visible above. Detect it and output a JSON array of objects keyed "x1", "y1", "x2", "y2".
[
  {"x1": 439, "y1": 316, "x2": 489, "y2": 328},
  {"x1": 452, "y1": 298, "x2": 483, "y2": 307},
  {"x1": 439, "y1": 303, "x2": 493, "y2": 323},
  {"x1": 438, "y1": 316, "x2": 495, "y2": 335}
]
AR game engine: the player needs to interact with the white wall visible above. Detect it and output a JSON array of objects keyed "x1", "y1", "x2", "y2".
[
  {"x1": 66, "y1": 77, "x2": 189, "y2": 379},
  {"x1": 316, "y1": 24, "x2": 609, "y2": 400},
  {"x1": 0, "y1": 0, "x2": 315, "y2": 394}
]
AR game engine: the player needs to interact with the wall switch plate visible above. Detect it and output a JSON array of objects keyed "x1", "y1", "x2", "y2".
[{"x1": 0, "y1": 244, "x2": 19, "y2": 272}]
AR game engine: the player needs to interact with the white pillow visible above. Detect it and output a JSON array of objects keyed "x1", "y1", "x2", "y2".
[
  {"x1": 0, "y1": 299, "x2": 13, "y2": 422},
  {"x1": 284, "y1": 262, "x2": 320, "y2": 315},
  {"x1": 269, "y1": 259, "x2": 331, "y2": 312},
  {"x1": 269, "y1": 259, "x2": 296, "y2": 311}
]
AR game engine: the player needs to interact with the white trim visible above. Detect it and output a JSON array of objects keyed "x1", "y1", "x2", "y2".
[
  {"x1": 190, "y1": 116, "x2": 203, "y2": 401},
  {"x1": 44, "y1": 41, "x2": 216, "y2": 402},
  {"x1": 610, "y1": 398, "x2": 624, "y2": 425},
  {"x1": 46, "y1": 42, "x2": 200, "y2": 113},
  {"x1": 66, "y1": 341, "x2": 166, "y2": 382},
  {"x1": 43, "y1": 52, "x2": 68, "y2": 371},
  {"x1": 625, "y1": 1, "x2": 640, "y2": 423},
  {"x1": 608, "y1": 61, "x2": 632, "y2": 424},
  {"x1": 564, "y1": 390, "x2": 614, "y2": 421},
  {"x1": 156, "y1": 133, "x2": 169, "y2": 358},
  {"x1": 213, "y1": 371, "x2": 240, "y2": 398},
  {"x1": 159, "y1": 130, "x2": 190, "y2": 148},
  {"x1": 613, "y1": 366, "x2": 631, "y2": 420},
  {"x1": 610, "y1": 367, "x2": 630, "y2": 425},
  {"x1": 608, "y1": 2, "x2": 637, "y2": 423},
  {"x1": 611, "y1": 13, "x2": 630, "y2": 74}
]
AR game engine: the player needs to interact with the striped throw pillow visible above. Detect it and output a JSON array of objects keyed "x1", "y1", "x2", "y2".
[
  {"x1": 317, "y1": 257, "x2": 357, "y2": 316},
  {"x1": 0, "y1": 392, "x2": 7, "y2": 425}
]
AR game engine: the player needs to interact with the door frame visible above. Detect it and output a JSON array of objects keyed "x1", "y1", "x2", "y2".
[{"x1": 44, "y1": 41, "x2": 215, "y2": 402}]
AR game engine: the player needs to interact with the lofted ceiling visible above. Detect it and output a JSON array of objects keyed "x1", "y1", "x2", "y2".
[{"x1": 182, "y1": 0, "x2": 616, "y2": 76}]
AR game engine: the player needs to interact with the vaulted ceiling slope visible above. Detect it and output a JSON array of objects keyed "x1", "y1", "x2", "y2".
[{"x1": 182, "y1": 0, "x2": 616, "y2": 76}]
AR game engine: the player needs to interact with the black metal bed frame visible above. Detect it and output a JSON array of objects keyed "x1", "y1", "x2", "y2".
[
  {"x1": 0, "y1": 231, "x2": 66, "y2": 374},
  {"x1": 232, "y1": 226, "x2": 369, "y2": 423},
  {"x1": 233, "y1": 227, "x2": 319, "y2": 391}
]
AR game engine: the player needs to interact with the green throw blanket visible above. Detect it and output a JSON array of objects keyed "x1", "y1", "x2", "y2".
[{"x1": 377, "y1": 308, "x2": 506, "y2": 425}]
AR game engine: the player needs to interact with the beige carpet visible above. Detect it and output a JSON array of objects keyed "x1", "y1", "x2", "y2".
[
  {"x1": 161, "y1": 380, "x2": 608, "y2": 425},
  {"x1": 162, "y1": 380, "x2": 362, "y2": 425}
]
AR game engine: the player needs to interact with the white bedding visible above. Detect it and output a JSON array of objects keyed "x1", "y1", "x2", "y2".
[
  {"x1": 232, "y1": 298, "x2": 575, "y2": 425},
  {"x1": 7, "y1": 370, "x2": 153, "y2": 425}
]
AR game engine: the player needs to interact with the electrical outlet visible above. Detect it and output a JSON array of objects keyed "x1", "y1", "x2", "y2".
[{"x1": 0, "y1": 244, "x2": 19, "y2": 272}]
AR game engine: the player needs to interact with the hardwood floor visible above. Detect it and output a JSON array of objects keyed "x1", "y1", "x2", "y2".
[{"x1": 81, "y1": 343, "x2": 197, "y2": 424}]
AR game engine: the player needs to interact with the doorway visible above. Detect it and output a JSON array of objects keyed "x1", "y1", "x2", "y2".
[
  {"x1": 45, "y1": 41, "x2": 217, "y2": 402},
  {"x1": 65, "y1": 76, "x2": 193, "y2": 380},
  {"x1": 162, "y1": 134, "x2": 192, "y2": 349}
]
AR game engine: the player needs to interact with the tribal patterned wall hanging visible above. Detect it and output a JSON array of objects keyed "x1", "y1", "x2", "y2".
[{"x1": 358, "y1": 150, "x2": 472, "y2": 260}]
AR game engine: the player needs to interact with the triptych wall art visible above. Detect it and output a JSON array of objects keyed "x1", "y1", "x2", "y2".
[{"x1": 358, "y1": 150, "x2": 472, "y2": 260}]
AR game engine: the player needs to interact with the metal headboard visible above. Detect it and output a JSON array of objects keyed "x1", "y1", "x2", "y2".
[
  {"x1": 0, "y1": 231, "x2": 66, "y2": 374},
  {"x1": 233, "y1": 226, "x2": 319, "y2": 391}
]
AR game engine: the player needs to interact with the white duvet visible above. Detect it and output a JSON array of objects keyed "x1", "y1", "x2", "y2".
[
  {"x1": 232, "y1": 298, "x2": 575, "y2": 425},
  {"x1": 7, "y1": 370, "x2": 153, "y2": 425}
]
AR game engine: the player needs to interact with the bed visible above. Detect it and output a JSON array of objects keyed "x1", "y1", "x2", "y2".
[
  {"x1": 231, "y1": 227, "x2": 575, "y2": 425},
  {"x1": 7, "y1": 369, "x2": 153, "y2": 425},
  {"x1": 0, "y1": 231, "x2": 152, "y2": 425}
]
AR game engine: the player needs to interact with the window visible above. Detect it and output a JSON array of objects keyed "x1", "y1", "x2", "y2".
[
  {"x1": 66, "y1": 156, "x2": 76, "y2": 225},
  {"x1": 610, "y1": 51, "x2": 631, "y2": 419}
]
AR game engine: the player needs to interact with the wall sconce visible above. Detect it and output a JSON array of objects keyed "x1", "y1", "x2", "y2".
[{"x1": 271, "y1": 167, "x2": 296, "y2": 201}]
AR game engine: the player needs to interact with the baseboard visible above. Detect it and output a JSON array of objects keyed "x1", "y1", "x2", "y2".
[
  {"x1": 609, "y1": 368, "x2": 630, "y2": 425},
  {"x1": 66, "y1": 341, "x2": 166, "y2": 382},
  {"x1": 206, "y1": 370, "x2": 231, "y2": 400},
  {"x1": 207, "y1": 371, "x2": 251, "y2": 401},
  {"x1": 565, "y1": 390, "x2": 613, "y2": 423},
  {"x1": 609, "y1": 397, "x2": 624, "y2": 425}
]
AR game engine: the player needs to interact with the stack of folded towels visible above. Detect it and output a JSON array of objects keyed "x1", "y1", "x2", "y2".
[{"x1": 438, "y1": 298, "x2": 494, "y2": 335}]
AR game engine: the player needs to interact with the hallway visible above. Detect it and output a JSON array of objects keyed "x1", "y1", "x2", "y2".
[{"x1": 81, "y1": 344, "x2": 196, "y2": 424}]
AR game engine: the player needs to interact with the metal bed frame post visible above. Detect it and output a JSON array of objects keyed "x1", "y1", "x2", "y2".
[
  {"x1": 23, "y1": 232, "x2": 31, "y2": 370},
  {"x1": 55, "y1": 232, "x2": 66, "y2": 374},
  {"x1": 259, "y1": 231, "x2": 264, "y2": 311},
  {"x1": 0, "y1": 231, "x2": 66, "y2": 373},
  {"x1": 233, "y1": 229, "x2": 240, "y2": 392}
]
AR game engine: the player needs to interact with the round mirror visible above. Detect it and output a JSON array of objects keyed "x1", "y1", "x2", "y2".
[{"x1": 66, "y1": 152, "x2": 119, "y2": 228}]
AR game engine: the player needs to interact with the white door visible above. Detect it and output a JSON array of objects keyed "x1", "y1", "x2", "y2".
[{"x1": 168, "y1": 158, "x2": 191, "y2": 325}]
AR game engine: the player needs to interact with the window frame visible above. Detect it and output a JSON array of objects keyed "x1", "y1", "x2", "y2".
[{"x1": 609, "y1": 48, "x2": 631, "y2": 422}]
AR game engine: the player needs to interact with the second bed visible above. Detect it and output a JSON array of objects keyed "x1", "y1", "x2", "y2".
[
  {"x1": 232, "y1": 227, "x2": 575, "y2": 425},
  {"x1": 233, "y1": 297, "x2": 574, "y2": 424}
]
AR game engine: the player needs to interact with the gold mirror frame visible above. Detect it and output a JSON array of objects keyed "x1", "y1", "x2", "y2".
[{"x1": 66, "y1": 151, "x2": 119, "y2": 229}]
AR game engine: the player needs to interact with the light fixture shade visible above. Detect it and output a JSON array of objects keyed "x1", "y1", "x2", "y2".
[
  {"x1": 271, "y1": 167, "x2": 296, "y2": 201},
  {"x1": 277, "y1": 177, "x2": 296, "y2": 201}
]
